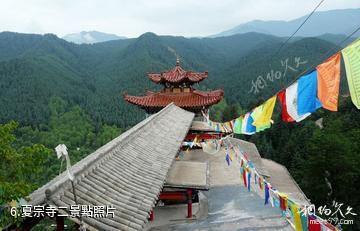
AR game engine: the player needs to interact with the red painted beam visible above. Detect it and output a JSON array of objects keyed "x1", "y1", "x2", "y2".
[
  {"x1": 185, "y1": 133, "x2": 222, "y2": 140},
  {"x1": 159, "y1": 191, "x2": 187, "y2": 201}
]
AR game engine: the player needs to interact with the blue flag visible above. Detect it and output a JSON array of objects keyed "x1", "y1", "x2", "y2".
[
  {"x1": 248, "y1": 160, "x2": 254, "y2": 168},
  {"x1": 265, "y1": 183, "x2": 270, "y2": 205},
  {"x1": 246, "y1": 113, "x2": 256, "y2": 134},
  {"x1": 297, "y1": 70, "x2": 322, "y2": 115},
  {"x1": 247, "y1": 171, "x2": 251, "y2": 191},
  {"x1": 225, "y1": 153, "x2": 231, "y2": 166}
]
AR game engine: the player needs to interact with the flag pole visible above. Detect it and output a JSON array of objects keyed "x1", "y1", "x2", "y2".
[{"x1": 55, "y1": 144, "x2": 86, "y2": 231}]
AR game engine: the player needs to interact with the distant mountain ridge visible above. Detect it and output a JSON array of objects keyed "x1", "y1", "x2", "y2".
[
  {"x1": 212, "y1": 8, "x2": 360, "y2": 38},
  {"x1": 62, "y1": 31, "x2": 126, "y2": 44},
  {"x1": 0, "y1": 31, "x2": 341, "y2": 128}
]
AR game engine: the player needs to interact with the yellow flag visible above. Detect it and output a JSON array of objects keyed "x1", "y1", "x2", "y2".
[
  {"x1": 290, "y1": 203, "x2": 303, "y2": 231},
  {"x1": 252, "y1": 96, "x2": 277, "y2": 127},
  {"x1": 342, "y1": 39, "x2": 360, "y2": 109}
]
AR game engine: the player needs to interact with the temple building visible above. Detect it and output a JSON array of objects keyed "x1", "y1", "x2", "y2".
[
  {"x1": 124, "y1": 59, "x2": 224, "y2": 114},
  {"x1": 124, "y1": 59, "x2": 229, "y2": 146}
]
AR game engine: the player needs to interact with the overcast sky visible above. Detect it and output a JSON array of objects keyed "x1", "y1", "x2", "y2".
[{"x1": 0, "y1": 0, "x2": 359, "y2": 38}]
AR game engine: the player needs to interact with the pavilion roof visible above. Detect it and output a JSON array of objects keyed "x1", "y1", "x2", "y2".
[
  {"x1": 124, "y1": 89, "x2": 224, "y2": 109},
  {"x1": 148, "y1": 63, "x2": 208, "y2": 84},
  {"x1": 28, "y1": 104, "x2": 194, "y2": 231},
  {"x1": 164, "y1": 161, "x2": 209, "y2": 190}
]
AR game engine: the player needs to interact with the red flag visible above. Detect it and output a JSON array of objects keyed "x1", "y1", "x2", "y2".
[
  {"x1": 278, "y1": 90, "x2": 295, "y2": 122},
  {"x1": 279, "y1": 194, "x2": 288, "y2": 211},
  {"x1": 308, "y1": 215, "x2": 321, "y2": 231},
  {"x1": 243, "y1": 168, "x2": 247, "y2": 188}
]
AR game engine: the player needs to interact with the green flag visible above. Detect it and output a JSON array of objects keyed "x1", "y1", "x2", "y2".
[
  {"x1": 233, "y1": 117, "x2": 243, "y2": 134},
  {"x1": 342, "y1": 39, "x2": 360, "y2": 109}
]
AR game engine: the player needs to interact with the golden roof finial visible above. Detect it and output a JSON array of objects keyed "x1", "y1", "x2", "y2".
[{"x1": 176, "y1": 56, "x2": 180, "y2": 66}]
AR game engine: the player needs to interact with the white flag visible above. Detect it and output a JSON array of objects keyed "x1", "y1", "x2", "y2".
[
  {"x1": 285, "y1": 82, "x2": 310, "y2": 122},
  {"x1": 55, "y1": 144, "x2": 74, "y2": 181}
]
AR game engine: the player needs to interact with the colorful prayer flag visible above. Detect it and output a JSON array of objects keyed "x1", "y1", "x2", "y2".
[
  {"x1": 227, "y1": 149, "x2": 233, "y2": 161},
  {"x1": 230, "y1": 120, "x2": 234, "y2": 130},
  {"x1": 274, "y1": 197, "x2": 280, "y2": 208},
  {"x1": 247, "y1": 170, "x2": 251, "y2": 191},
  {"x1": 300, "y1": 211, "x2": 308, "y2": 231},
  {"x1": 278, "y1": 193, "x2": 288, "y2": 211},
  {"x1": 286, "y1": 82, "x2": 311, "y2": 122},
  {"x1": 308, "y1": 215, "x2": 321, "y2": 231},
  {"x1": 215, "y1": 123, "x2": 220, "y2": 132},
  {"x1": 243, "y1": 168, "x2": 247, "y2": 188},
  {"x1": 248, "y1": 160, "x2": 254, "y2": 168},
  {"x1": 233, "y1": 116, "x2": 243, "y2": 134},
  {"x1": 270, "y1": 190, "x2": 280, "y2": 208},
  {"x1": 242, "y1": 112, "x2": 256, "y2": 135},
  {"x1": 259, "y1": 176, "x2": 263, "y2": 190},
  {"x1": 317, "y1": 53, "x2": 341, "y2": 111},
  {"x1": 265, "y1": 183, "x2": 270, "y2": 205},
  {"x1": 278, "y1": 89, "x2": 295, "y2": 122},
  {"x1": 297, "y1": 70, "x2": 322, "y2": 115},
  {"x1": 290, "y1": 202, "x2": 303, "y2": 231},
  {"x1": 225, "y1": 153, "x2": 231, "y2": 166},
  {"x1": 342, "y1": 38, "x2": 360, "y2": 109},
  {"x1": 252, "y1": 95, "x2": 277, "y2": 131}
]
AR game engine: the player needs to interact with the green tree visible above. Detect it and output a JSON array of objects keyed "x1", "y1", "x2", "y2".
[
  {"x1": 94, "y1": 124, "x2": 121, "y2": 147},
  {"x1": 0, "y1": 121, "x2": 51, "y2": 229}
]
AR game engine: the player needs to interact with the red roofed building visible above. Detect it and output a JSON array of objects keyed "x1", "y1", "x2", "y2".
[{"x1": 124, "y1": 59, "x2": 224, "y2": 114}]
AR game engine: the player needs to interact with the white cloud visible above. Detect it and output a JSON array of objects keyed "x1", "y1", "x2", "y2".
[{"x1": 0, "y1": 0, "x2": 359, "y2": 37}]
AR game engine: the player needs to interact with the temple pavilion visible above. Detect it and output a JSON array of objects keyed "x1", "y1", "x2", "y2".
[
  {"x1": 124, "y1": 59, "x2": 224, "y2": 114},
  {"x1": 124, "y1": 59, "x2": 228, "y2": 144}
]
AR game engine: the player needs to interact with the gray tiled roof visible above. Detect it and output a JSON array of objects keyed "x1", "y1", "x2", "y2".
[
  {"x1": 190, "y1": 121, "x2": 217, "y2": 132},
  {"x1": 165, "y1": 161, "x2": 209, "y2": 190},
  {"x1": 29, "y1": 103, "x2": 194, "y2": 231}
]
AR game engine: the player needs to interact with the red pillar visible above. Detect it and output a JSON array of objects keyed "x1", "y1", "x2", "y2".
[
  {"x1": 56, "y1": 216, "x2": 64, "y2": 231},
  {"x1": 149, "y1": 209, "x2": 154, "y2": 221},
  {"x1": 187, "y1": 189, "x2": 192, "y2": 218}
]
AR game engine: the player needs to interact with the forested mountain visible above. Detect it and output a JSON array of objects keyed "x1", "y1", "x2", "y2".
[
  {"x1": 0, "y1": 31, "x2": 359, "y2": 230},
  {"x1": 0, "y1": 31, "x2": 342, "y2": 128}
]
